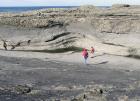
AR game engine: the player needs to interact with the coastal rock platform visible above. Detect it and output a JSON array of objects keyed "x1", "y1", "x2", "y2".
[{"x1": 0, "y1": 5, "x2": 140, "y2": 101}]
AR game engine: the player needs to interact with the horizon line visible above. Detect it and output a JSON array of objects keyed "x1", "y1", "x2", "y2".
[{"x1": 0, "y1": 5, "x2": 111, "y2": 7}]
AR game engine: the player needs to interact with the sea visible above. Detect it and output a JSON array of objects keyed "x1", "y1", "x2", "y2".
[
  {"x1": 0, "y1": 6, "x2": 109, "y2": 13},
  {"x1": 0, "y1": 6, "x2": 77, "y2": 13}
]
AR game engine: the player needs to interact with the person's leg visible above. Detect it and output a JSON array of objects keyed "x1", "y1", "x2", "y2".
[
  {"x1": 83, "y1": 57, "x2": 86, "y2": 64},
  {"x1": 85, "y1": 57, "x2": 87, "y2": 64},
  {"x1": 91, "y1": 53, "x2": 94, "y2": 58}
]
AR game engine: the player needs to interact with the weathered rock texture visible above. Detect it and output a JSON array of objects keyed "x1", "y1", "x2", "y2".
[{"x1": 0, "y1": 5, "x2": 140, "y2": 56}]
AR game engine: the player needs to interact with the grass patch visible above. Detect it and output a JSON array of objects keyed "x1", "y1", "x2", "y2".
[{"x1": 29, "y1": 46, "x2": 83, "y2": 53}]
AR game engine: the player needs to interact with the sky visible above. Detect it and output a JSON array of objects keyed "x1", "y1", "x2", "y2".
[{"x1": 0, "y1": 0, "x2": 140, "y2": 7}]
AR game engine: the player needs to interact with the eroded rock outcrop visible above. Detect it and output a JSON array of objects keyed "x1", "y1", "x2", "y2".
[
  {"x1": 0, "y1": 5, "x2": 140, "y2": 57},
  {"x1": 112, "y1": 4, "x2": 130, "y2": 8}
]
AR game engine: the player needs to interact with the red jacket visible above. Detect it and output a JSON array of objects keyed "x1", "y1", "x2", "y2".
[{"x1": 82, "y1": 49, "x2": 88, "y2": 58}]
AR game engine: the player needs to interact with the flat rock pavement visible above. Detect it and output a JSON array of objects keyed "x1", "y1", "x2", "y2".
[{"x1": 0, "y1": 55, "x2": 140, "y2": 101}]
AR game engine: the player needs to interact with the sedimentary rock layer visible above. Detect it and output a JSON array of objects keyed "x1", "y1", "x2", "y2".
[{"x1": 0, "y1": 5, "x2": 140, "y2": 56}]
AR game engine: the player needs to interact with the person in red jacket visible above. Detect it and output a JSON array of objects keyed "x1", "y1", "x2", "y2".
[
  {"x1": 82, "y1": 48, "x2": 88, "y2": 64},
  {"x1": 90, "y1": 46, "x2": 95, "y2": 58}
]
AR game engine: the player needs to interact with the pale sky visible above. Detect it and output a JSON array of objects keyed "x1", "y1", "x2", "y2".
[{"x1": 0, "y1": 0, "x2": 140, "y2": 7}]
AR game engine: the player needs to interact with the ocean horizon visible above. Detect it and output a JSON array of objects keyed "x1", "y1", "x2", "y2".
[{"x1": 0, "y1": 6, "x2": 110, "y2": 13}]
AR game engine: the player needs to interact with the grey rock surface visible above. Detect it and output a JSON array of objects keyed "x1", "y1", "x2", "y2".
[
  {"x1": 0, "y1": 5, "x2": 140, "y2": 57},
  {"x1": 0, "y1": 55, "x2": 140, "y2": 101}
]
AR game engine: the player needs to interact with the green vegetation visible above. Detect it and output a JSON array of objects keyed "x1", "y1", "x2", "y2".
[{"x1": 30, "y1": 46, "x2": 83, "y2": 53}]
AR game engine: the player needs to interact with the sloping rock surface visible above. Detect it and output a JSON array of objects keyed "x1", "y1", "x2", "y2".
[{"x1": 0, "y1": 5, "x2": 140, "y2": 56}]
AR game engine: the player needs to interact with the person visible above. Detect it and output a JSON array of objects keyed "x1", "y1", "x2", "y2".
[
  {"x1": 90, "y1": 46, "x2": 95, "y2": 58},
  {"x1": 3, "y1": 41, "x2": 7, "y2": 50},
  {"x1": 82, "y1": 48, "x2": 88, "y2": 64}
]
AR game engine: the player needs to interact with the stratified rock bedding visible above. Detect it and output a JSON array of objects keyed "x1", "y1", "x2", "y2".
[{"x1": 0, "y1": 4, "x2": 140, "y2": 57}]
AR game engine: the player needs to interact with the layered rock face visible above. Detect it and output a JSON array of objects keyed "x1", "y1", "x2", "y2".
[{"x1": 0, "y1": 5, "x2": 140, "y2": 56}]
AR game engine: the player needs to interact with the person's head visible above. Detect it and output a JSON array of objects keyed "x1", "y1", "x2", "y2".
[
  {"x1": 91, "y1": 46, "x2": 93, "y2": 48},
  {"x1": 83, "y1": 48, "x2": 87, "y2": 51}
]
